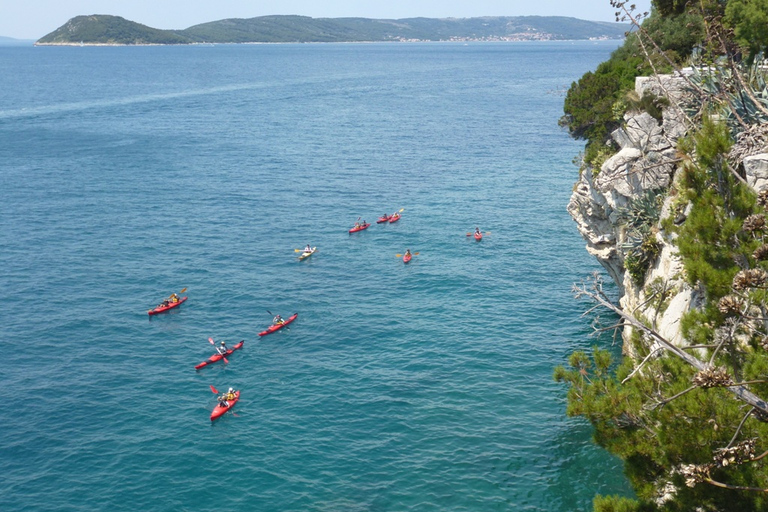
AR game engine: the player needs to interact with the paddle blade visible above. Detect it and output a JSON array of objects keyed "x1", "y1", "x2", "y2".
[
  {"x1": 223, "y1": 356, "x2": 229, "y2": 364},
  {"x1": 208, "y1": 338, "x2": 215, "y2": 345},
  {"x1": 294, "y1": 249, "x2": 301, "y2": 252},
  {"x1": 414, "y1": 252, "x2": 420, "y2": 255},
  {"x1": 209, "y1": 385, "x2": 219, "y2": 394},
  {"x1": 180, "y1": 287, "x2": 187, "y2": 294},
  {"x1": 395, "y1": 254, "x2": 402, "y2": 257}
]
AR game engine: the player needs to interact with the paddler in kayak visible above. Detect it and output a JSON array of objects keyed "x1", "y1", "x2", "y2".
[
  {"x1": 216, "y1": 341, "x2": 228, "y2": 355},
  {"x1": 303, "y1": 244, "x2": 312, "y2": 253},
  {"x1": 158, "y1": 292, "x2": 179, "y2": 308},
  {"x1": 404, "y1": 249, "x2": 412, "y2": 258},
  {"x1": 474, "y1": 227, "x2": 481, "y2": 236},
  {"x1": 218, "y1": 387, "x2": 236, "y2": 407},
  {"x1": 272, "y1": 314, "x2": 284, "y2": 326}
]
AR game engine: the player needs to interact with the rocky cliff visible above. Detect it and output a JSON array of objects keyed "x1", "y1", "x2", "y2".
[
  {"x1": 567, "y1": 73, "x2": 702, "y2": 353},
  {"x1": 569, "y1": 71, "x2": 768, "y2": 355}
]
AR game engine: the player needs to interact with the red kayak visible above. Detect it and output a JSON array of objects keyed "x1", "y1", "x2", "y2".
[
  {"x1": 349, "y1": 223, "x2": 370, "y2": 233},
  {"x1": 376, "y1": 216, "x2": 390, "y2": 224},
  {"x1": 474, "y1": 232, "x2": 483, "y2": 241},
  {"x1": 148, "y1": 296, "x2": 187, "y2": 315},
  {"x1": 258, "y1": 312, "x2": 298, "y2": 336},
  {"x1": 403, "y1": 253, "x2": 412, "y2": 264},
  {"x1": 195, "y1": 341, "x2": 244, "y2": 370},
  {"x1": 211, "y1": 390, "x2": 240, "y2": 421},
  {"x1": 389, "y1": 214, "x2": 401, "y2": 223}
]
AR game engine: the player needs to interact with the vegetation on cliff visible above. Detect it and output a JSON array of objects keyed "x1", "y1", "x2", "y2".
[
  {"x1": 560, "y1": 9, "x2": 704, "y2": 167},
  {"x1": 35, "y1": 14, "x2": 630, "y2": 45},
  {"x1": 559, "y1": 1, "x2": 768, "y2": 511}
]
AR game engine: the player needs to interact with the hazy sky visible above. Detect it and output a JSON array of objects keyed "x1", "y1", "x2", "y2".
[{"x1": 1, "y1": 0, "x2": 653, "y2": 40}]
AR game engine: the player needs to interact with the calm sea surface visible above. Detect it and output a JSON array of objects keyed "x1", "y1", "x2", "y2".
[{"x1": 1, "y1": 41, "x2": 631, "y2": 511}]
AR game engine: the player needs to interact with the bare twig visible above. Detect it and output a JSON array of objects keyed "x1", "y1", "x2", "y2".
[
  {"x1": 726, "y1": 407, "x2": 755, "y2": 449},
  {"x1": 650, "y1": 385, "x2": 698, "y2": 409},
  {"x1": 705, "y1": 478, "x2": 768, "y2": 492},
  {"x1": 593, "y1": 322, "x2": 625, "y2": 334},
  {"x1": 622, "y1": 347, "x2": 663, "y2": 384},
  {"x1": 709, "y1": 321, "x2": 736, "y2": 366}
]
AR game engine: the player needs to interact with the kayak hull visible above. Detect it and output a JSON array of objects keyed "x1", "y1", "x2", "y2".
[
  {"x1": 148, "y1": 296, "x2": 187, "y2": 315},
  {"x1": 258, "y1": 312, "x2": 299, "y2": 336},
  {"x1": 474, "y1": 233, "x2": 483, "y2": 241},
  {"x1": 195, "y1": 341, "x2": 245, "y2": 370},
  {"x1": 403, "y1": 254, "x2": 412, "y2": 264},
  {"x1": 211, "y1": 390, "x2": 240, "y2": 421},
  {"x1": 349, "y1": 223, "x2": 370, "y2": 233},
  {"x1": 298, "y1": 247, "x2": 316, "y2": 260},
  {"x1": 376, "y1": 216, "x2": 390, "y2": 224},
  {"x1": 389, "y1": 215, "x2": 401, "y2": 223}
]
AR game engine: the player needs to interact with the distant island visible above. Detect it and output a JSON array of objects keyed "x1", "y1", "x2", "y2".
[{"x1": 35, "y1": 14, "x2": 629, "y2": 46}]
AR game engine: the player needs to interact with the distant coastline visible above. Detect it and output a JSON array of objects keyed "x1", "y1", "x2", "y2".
[{"x1": 34, "y1": 14, "x2": 630, "y2": 46}]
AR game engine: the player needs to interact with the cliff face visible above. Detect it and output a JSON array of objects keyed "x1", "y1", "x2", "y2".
[
  {"x1": 569, "y1": 72, "x2": 768, "y2": 354},
  {"x1": 567, "y1": 74, "x2": 700, "y2": 352}
]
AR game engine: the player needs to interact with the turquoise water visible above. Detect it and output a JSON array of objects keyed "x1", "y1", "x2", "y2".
[{"x1": 1, "y1": 41, "x2": 631, "y2": 510}]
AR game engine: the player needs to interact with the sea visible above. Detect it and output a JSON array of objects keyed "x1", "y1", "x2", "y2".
[{"x1": 1, "y1": 40, "x2": 632, "y2": 511}]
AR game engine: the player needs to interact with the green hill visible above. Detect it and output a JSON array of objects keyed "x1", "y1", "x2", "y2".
[
  {"x1": 35, "y1": 14, "x2": 629, "y2": 46},
  {"x1": 36, "y1": 15, "x2": 193, "y2": 45}
]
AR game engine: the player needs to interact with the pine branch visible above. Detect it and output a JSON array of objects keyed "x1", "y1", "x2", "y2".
[{"x1": 576, "y1": 274, "x2": 768, "y2": 415}]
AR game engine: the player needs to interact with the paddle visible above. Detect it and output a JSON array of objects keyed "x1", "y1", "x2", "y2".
[
  {"x1": 395, "y1": 252, "x2": 419, "y2": 257},
  {"x1": 208, "y1": 337, "x2": 228, "y2": 364},
  {"x1": 168, "y1": 287, "x2": 187, "y2": 301},
  {"x1": 210, "y1": 384, "x2": 219, "y2": 394}
]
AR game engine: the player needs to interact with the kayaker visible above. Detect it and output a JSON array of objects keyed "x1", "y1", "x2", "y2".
[
  {"x1": 354, "y1": 221, "x2": 361, "y2": 229},
  {"x1": 219, "y1": 387, "x2": 236, "y2": 406},
  {"x1": 475, "y1": 227, "x2": 481, "y2": 235},
  {"x1": 216, "y1": 341, "x2": 228, "y2": 355},
  {"x1": 304, "y1": 244, "x2": 313, "y2": 253},
  {"x1": 169, "y1": 293, "x2": 179, "y2": 303},
  {"x1": 405, "y1": 249, "x2": 411, "y2": 257},
  {"x1": 273, "y1": 314, "x2": 284, "y2": 326}
]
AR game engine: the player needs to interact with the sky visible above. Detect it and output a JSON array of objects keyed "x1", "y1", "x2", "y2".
[{"x1": 0, "y1": 0, "x2": 653, "y2": 40}]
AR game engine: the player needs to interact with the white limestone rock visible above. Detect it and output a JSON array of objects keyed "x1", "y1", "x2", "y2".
[{"x1": 744, "y1": 153, "x2": 768, "y2": 192}]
